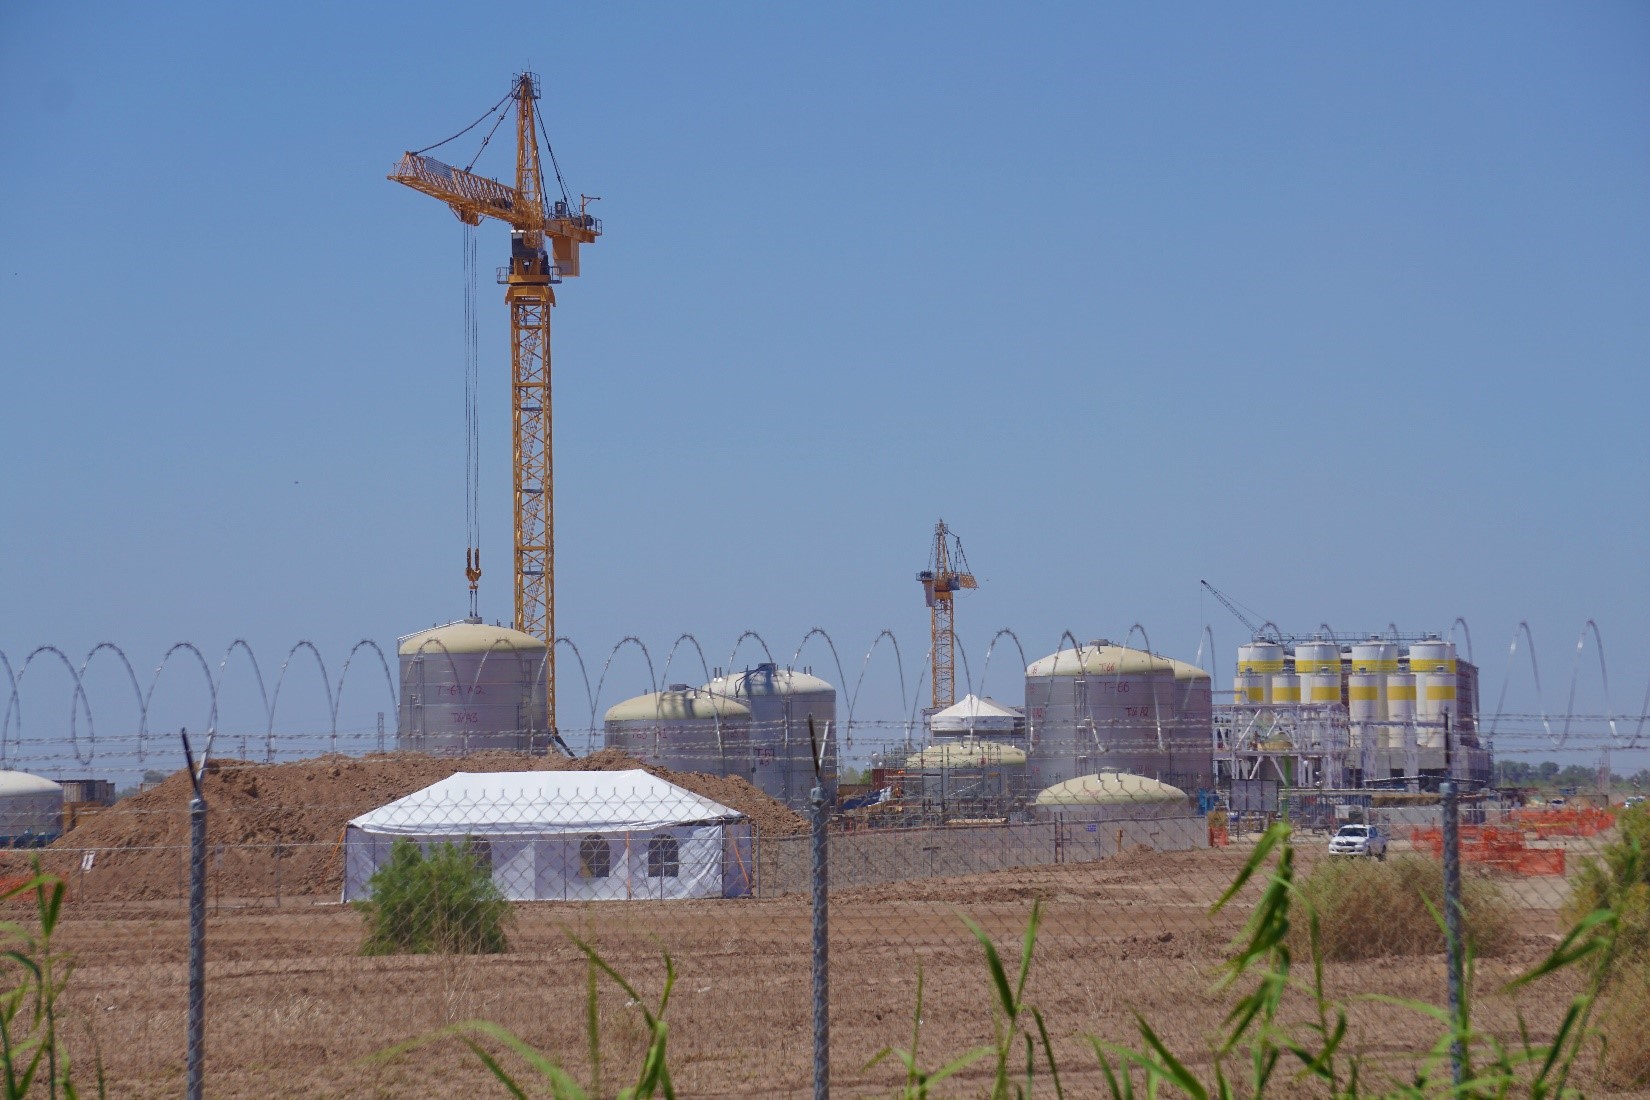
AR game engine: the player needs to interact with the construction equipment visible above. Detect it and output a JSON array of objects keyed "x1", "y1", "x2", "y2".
[
  {"x1": 917, "y1": 520, "x2": 977, "y2": 710},
  {"x1": 1200, "y1": 580, "x2": 1282, "y2": 643},
  {"x1": 390, "y1": 73, "x2": 602, "y2": 740}
]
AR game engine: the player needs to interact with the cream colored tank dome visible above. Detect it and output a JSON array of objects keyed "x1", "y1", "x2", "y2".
[
  {"x1": 604, "y1": 690, "x2": 751, "y2": 724},
  {"x1": 904, "y1": 741, "x2": 1027, "y2": 769},
  {"x1": 1167, "y1": 659, "x2": 1211, "y2": 681},
  {"x1": 1026, "y1": 642, "x2": 1177, "y2": 678},
  {"x1": 702, "y1": 666, "x2": 835, "y2": 698},
  {"x1": 398, "y1": 620, "x2": 546, "y2": 657},
  {"x1": 1034, "y1": 772, "x2": 1187, "y2": 807},
  {"x1": 0, "y1": 772, "x2": 63, "y2": 797}
]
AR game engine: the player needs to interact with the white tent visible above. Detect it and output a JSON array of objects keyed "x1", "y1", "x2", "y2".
[
  {"x1": 928, "y1": 694, "x2": 1023, "y2": 738},
  {"x1": 343, "y1": 770, "x2": 755, "y2": 902}
]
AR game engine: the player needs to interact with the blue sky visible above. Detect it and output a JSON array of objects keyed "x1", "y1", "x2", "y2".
[{"x1": 2, "y1": 3, "x2": 1646, "y2": 772}]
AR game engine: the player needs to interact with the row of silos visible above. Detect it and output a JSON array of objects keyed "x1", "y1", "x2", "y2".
[
  {"x1": 1231, "y1": 636, "x2": 1460, "y2": 751},
  {"x1": 604, "y1": 663, "x2": 837, "y2": 812}
]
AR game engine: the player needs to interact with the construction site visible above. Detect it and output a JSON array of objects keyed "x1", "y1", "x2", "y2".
[{"x1": 3, "y1": 36, "x2": 1648, "y2": 1099}]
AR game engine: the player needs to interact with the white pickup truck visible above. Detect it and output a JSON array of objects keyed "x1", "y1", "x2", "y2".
[{"x1": 1328, "y1": 823, "x2": 1387, "y2": 860}]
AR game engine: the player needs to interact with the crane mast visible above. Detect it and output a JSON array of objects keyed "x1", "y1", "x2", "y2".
[
  {"x1": 917, "y1": 519, "x2": 977, "y2": 710},
  {"x1": 390, "y1": 73, "x2": 601, "y2": 743}
]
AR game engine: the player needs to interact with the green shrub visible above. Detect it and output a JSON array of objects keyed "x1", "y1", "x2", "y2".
[
  {"x1": 356, "y1": 838, "x2": 511, "y2": 956},
  {"x1": 0, "y1": 862, "x2": 105, "y2": 1098},
  {"x1": 1293, "y1": 853, "x2": 1514, "y2": 961}
]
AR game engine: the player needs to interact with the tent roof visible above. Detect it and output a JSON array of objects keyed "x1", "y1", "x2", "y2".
[
  {"x1": 347, "y1": 769, "x2": 746, "y2": 837},
  {"x1": 929, "y1": 694, "x2": 1021, "y2": 728}
]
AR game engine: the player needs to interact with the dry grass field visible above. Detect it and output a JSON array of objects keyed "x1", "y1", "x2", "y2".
[{"x1": 33, "y1": 841, "x2": 1636, "y2": 1099}]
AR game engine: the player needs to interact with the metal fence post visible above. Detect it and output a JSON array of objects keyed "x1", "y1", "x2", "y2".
[
  {"x1": 181, "y1": 730, "x2": 209, "y2": 1100},
  {"x1": 1441, "y1": 780, "x2": 1464, "y2": 1087},
  {"x1": 809, "y1": 718, "x2": 829, "y2": 1100}
]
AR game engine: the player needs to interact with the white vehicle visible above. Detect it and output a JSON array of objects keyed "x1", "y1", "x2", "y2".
[{"x1": 1328, "y1": 823, "x2": 1387, "y2": 860}]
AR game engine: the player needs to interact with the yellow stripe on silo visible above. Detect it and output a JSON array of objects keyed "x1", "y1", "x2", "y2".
[
  {"x1": 1388, "y1": 684, "x2": 1417, "y2": 701},
  {"x1": 1426, "y1": 685, "x2": 1457, "y2": 701},
  {"x1": 1350, "y1": 659, "x2": 1399, "y2": 673},
  {"x1": 1348, "y1": 685, "x2": 1381, "y2": 701},
  {"x1": 1237, "y1": 660, "x2": 1285, "y2": 674}
]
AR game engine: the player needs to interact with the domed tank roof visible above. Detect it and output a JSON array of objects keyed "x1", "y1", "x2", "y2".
[
  {"x1": 398, "y1": 619, "x2": 546, "y2": 657},
  {"x1": 0, "y1": 771, "x2": 63, "y2": 797},
  {"x1": 702, "y1": 663, "x2": 835, "y2": 698},
  {"x1": 1026, "y1": 642, "x2": 1177, "y2": 678},
  {"x1": 604, "y1": 689, "x2": 751, "y2": 724},
  {"x1": 1166, "y1": 659, "x2": 1211, "y2": 681},
  {"x1": 904, "y1": 741, "x2": 1027, "y2": 769},
  {"x1": 1034, "y1": 772, "x2": 1187, "y2": 807}
]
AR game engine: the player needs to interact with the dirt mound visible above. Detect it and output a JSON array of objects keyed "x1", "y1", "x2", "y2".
[{"x1": 45, "y1": 750, "x2": 805, "y2": 902}]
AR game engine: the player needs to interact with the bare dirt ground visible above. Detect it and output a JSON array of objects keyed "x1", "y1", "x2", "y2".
[
  {"x1": 32, "y1": 843, "x2": 1634, "y2": 1099},
  {"x1": 5, "y1": 759, "x2": 1631, "y2": 1096}
]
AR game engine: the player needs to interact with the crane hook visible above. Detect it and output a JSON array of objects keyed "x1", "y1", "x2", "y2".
[{"x1": 465, "y1": 547, "x2": 483, "y2": 617}]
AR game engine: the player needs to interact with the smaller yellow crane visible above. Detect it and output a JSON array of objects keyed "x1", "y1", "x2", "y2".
[{"x1": 917, "y1": 519, "x2": 977, "y2": 710}]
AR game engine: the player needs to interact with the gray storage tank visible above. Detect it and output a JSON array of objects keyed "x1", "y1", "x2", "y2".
[
  {"x1": 701, "y1": 664, "x2": 837, "y2": 811},
  {"x1": 0, "y1": 772, "x2": 63, "y2": 847},
  {"x1": 603, "y1": 687, "x2": 751, "y2": 775},
  {"x1": 398, "y1": 618, "x2": 549, "y2": 755},
  {"x1": 1024, "y1": 641, "x2": 1180, "y2": 792}
]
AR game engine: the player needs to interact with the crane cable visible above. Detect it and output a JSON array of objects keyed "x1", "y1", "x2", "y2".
[
  {"x1": 462, "y1": 223, "x2": 482, "y2": 616},
  {"x1": 533, "y1": 100, "x2": 574, "y2": 210},
  {"x1": 410, "y1": 87, "x2": 515, "y2": 157}
]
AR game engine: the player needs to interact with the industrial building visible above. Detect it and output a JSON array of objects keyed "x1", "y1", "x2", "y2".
[{"x1": 1219, "y1": 633, "x2": 1492, "y2": 793}]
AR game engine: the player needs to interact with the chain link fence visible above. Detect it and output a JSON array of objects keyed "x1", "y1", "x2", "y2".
[{"x1": 0, "y1": 733, "x2": 1642, "y2": 1096}]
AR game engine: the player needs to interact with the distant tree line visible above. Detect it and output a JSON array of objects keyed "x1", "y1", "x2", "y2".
[{"x1": 1494, "y1": 759, "x2": 1650, "y2": 790}]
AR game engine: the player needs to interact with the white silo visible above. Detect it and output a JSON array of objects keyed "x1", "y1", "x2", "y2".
[
  {"x1": 1293, "y1": 640, "x2": 1341, "y2": 674},
  {"x1": 603, "y1": 687, "x2": 751, "y2": 775},
  {"x1": 1233, "y1": 671, "x2": 1269, "y2": 704},
  {"x1": 702, "y1": 663, "x2": 837, "y2": 811},
  {"x1": 1410, "y1": 639, "x2": 1458, "y2": 750},
  {"x1": 1386, "y1": 672, "x2": 1417, "y2": 751},
  {"x1": 1271, "y1": 673, "x2": 1301, "y2": 705},
  {"x1": 398, "y1": 618, "x2": 549, "y2": 754},
  {"x1": 1235, "y1": 643, "x2": 1285, "y2": 702},
  {"x1": 1347, "y1": 672, "x2": 1385, "y2": 750},
  {"x1": 0, "y1": 772, "x2": 64, "y2": 847},
  {"x1": 1349, "y1": 639, "x2": 1400, "y2": 674},
  {"x1": 1301, "y1": 672, "x2": 1342, "y2": 706}
]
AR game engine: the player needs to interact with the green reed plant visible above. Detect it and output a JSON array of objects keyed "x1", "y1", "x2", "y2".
[{"x1": 0, "y1": 862, "x2": 105, "y2": 1099}]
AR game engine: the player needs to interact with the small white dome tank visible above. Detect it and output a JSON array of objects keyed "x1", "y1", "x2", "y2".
[
  {"x1": 701, "y1": 663, "x2": 837, "y2": 810},
  {"x1": 0, "y1": 772, "x2": 63, "y2": 847},
  {"x1": 398, "y1": 618, "x2": 549, "y2": 755},
  {"x1": 603, "y1": 687, "x2": 751, "y2": 775}
]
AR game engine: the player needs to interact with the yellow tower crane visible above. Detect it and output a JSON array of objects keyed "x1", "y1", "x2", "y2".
[
  {"x1": 389, "y1": 72, "x2": 601, "y2": 739},
  {"x1": 916, "y1": 519, "x2": 977, "y2": 710}
]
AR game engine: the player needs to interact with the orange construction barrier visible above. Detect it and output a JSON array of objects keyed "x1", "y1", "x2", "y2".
[
  {"x1": 1406, "y1": 825, "x2": 1566, "y2": 875},
  {"x1": 1208, "y1": 822, "x2": 1230, "y2": 848}
]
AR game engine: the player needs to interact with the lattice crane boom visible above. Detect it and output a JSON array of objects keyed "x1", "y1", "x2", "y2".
[
  {"x1": 390, "y1": 73, "x2": 601, "y2": 744},
  {"x1": 917, "y1": 519, "x2": 977, "y2": 710}
]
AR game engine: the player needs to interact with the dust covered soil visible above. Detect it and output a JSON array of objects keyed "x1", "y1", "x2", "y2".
[
  {"x1": 26, "y1": 845, "x2": 1632, "y2": 1098},
  {"x1": 36, "y1": 750, "x2": 807, "y2": 901}
]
